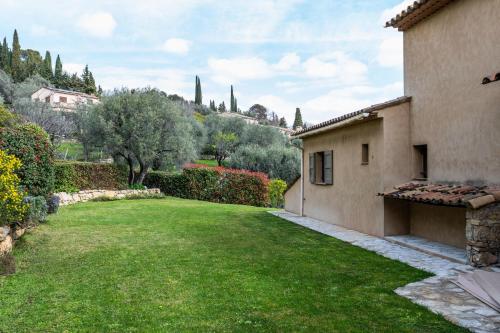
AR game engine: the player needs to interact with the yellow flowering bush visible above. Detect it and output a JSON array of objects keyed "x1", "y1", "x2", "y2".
[{"x1": 0, "y1": 149, "x2": 27, "y2": 225}]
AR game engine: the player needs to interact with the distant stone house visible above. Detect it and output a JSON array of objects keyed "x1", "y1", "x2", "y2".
[
  {"x1": 31, "y1": 87, "x2": 100, "y2": 112},
  {"x1": 285, "y1": 0, "x2": 500, "y2": 267}
]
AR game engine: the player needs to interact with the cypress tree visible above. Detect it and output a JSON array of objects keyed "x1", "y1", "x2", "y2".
[
  {"x1": 230, "y1": 85, "x2": 236, "y2": 112},
  {"x1": 42, "y1": 51, "x2": 53, "y2": 80},
  {"x1": 194, "y1": 75, "x2": 202, "y2": 105},
  {"x1": 279, "y1": 117, "x2": 288, "y2": 128},
  {"x1": 293, "y1": 107, "x2": 303, "y2": 130},
  {"x1": 0, "y1": 38, "x2": 9, "y2": 73},
  {"x1": 54, "y1": 55, "x2": 63, "y2": 87},
  {"x1": 11, "y1": 30, "x2": 22, "y2": 82},
  {"x1": 88, "y1": 71, "x2": 96, "y2": 95}
]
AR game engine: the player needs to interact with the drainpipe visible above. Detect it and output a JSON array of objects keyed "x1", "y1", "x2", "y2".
[{"x1": 300, "y1": 148, "x2": 304, "y2": 216}]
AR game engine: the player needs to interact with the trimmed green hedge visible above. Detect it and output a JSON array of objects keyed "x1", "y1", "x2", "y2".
[
  {"x1": 54, "y1": 161, "x2": 128, "y2": 192},
  {"x1": 144, "y1": 167, "x2": 269, "y2": 207},
  {"x1": 0, "y1": 124, "x2": 55, "y2": 196}
]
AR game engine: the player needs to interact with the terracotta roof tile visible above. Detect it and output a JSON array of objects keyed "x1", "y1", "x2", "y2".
[
  {"x1": 380, "y1": 182, "x2": 500, "y2": 209},
  {"x1": 385, "y1": 0, "x2": 456, "y2": 31},
  {"x1": 292, "y1": 96, "x2": 411, "y2": 137}
]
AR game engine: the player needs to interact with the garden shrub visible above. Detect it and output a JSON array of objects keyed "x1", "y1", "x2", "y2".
[
  {"x1": 269, "y1": 179, "x2": 287, "y2": 208},
  {"x1": 229, "y1": 144, "x2": 300, "y2": 184},
  {"x1": 0, "y1": 150, "x2": 27, "y2": 226},
  {"x1": 54, "y1": 161, "x2": 128, "y2": 192},
  {"x1": 144, "y1": 165, "x2": 269, "y2": 207},
  {"x1": 23, "y1": 196, "x2": 48, "y2": 224},
  {"x1": 47, "y1": 195, "x2": 60, "y2": 214},
  {"x1": 143, "y1": 172, "x2": 189, "y2": 198},
  {"x1": 0, "y1": 124, "x2": 54, "y2": 196}
]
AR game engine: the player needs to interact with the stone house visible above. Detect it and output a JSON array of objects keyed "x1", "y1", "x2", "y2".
[
  {"x1": 284, "y1": 0, "x2": 500, "y2": 267},
  {"x1": 31, "y1": 87, "x2": 100, "y2": 112}
]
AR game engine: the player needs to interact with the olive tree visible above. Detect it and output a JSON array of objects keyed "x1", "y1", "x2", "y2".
[{"x1": 95, "y1": 88, "x2": 198, "y2": 185}]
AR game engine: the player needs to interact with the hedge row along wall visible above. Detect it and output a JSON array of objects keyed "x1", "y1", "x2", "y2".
[
  {"x1": 0, "y1": 124, "x2": 55, "y2": 196},
  {"x1": 54, "y1": 161, "x2": 128, "y2": 193},
  {"x1": 144, "y1": 166, "x2": 270, "y2": 207}
]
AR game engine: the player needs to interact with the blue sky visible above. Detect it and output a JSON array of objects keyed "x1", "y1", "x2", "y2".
[{"x1": 0, "y1": 0, "x2": 411, "y2": 125}]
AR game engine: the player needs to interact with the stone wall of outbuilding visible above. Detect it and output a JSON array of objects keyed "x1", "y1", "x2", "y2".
[{"x1": 466, "y1": 203, "x2": 500, "y2": 267}]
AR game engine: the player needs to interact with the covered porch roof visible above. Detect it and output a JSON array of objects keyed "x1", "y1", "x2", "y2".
[{"x1": 380, "y1": 182, "x2": 500, "y2": 209}]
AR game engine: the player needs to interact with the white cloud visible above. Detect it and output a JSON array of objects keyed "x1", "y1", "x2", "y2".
[
  {"x1": 207, "y1": 57, "x2": 273, "y2": 84},
  {"x1": 161, "y1": 38, "x2": 191, "y2": 55},
  {"x1": 77, "y1": 12, "x2": 117, "y2": 38},
  {"x1": 94, "y1": 66, "x2": 191, "y2": 96},
  {"x1": 303, "y1": 52, "x2": 368, "y2": 83},
  {"x1": 274, "y1": 53, "x2": 300, "y2": 71},
  {"x1": 380, "y1": 0, "x2": 415, "y2": 24},
  {"x1": 255, "y1": 94, "x2": 298, "y2": 124},
  {"x1": 63, "y1": 63, "x2": 85, "y2": 75},
  {"x1": 30, "y1": 24, "x2": 57, "y2": 37},
  {"x1": 378, "y1": 37, "x2": 403, "y2": 68},
  {"x1": 303, "y1": 82, "x2": 404, "y2": 123}
]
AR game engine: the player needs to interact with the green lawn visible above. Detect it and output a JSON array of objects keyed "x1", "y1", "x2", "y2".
[
  {"x1": 195, "y1": 159, "x2": 219, "y2": 167},
  {"x1": 0, "y1": 198, "x2": 466, "y2": 332}
]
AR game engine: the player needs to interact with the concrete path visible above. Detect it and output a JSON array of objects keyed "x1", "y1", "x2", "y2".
[{"x1": 269, "y1": 210, "x2": 500, "y2": 333}]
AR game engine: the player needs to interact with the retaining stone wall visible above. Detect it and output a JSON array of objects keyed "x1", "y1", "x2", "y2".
[
  {"x1": 54, "y1": 188, "x2": 161, "y2": 206},
  {"x1": 466, "y1": 203, "x2": 500, "y2": 267}
]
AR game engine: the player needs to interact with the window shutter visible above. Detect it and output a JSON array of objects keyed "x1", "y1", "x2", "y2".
[
  {"x1": 324, "y1": 150, "x2": 333, "y2": 185},
  {"x1": 309, "y1": 153, "x2": 315, "y2": 184}
]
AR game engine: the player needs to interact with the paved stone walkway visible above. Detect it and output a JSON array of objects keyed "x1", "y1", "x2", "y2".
[
  {"x1": 269, "y1": 210, "x2": 500, "y2": 333},
  {"x1": 385, "y1": 234, "x2": 467, "y2": 264}
]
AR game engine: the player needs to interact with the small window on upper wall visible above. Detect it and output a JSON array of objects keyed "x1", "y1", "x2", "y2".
[
  {"x1": 414, "y1": 144, "x2": 428, "y2": 179},
  {"x1": 362, "y1": 144, "x2": 369, "y2": 165},
  {"x1": 59, "y1": 96, "x2": 67, "y2": 103},
  {"x1": 45, "y1": 96, "x2": 50, "y2": 103}
]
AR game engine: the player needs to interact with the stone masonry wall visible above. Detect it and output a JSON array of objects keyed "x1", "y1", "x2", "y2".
[
  {"x1": 55, "y1": 188, "x2": 161, "y2": 206},
  {"x1": 466, "y1": 203, "x2": 500, "y2": 267}
]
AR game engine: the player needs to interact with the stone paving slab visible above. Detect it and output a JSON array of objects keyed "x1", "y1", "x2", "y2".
[
  {"x1": 269, "y1": 210, "x2": 500, "y2": 333},
  {"x1": 385, "y1": 235, "x2": 467, "y2": 264}
]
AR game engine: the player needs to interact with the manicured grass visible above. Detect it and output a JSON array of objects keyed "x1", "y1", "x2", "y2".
[
  {"x1": 56, "y1": 141, "x2": 85, "y2": 160},
  {"x1": 195, "y1": 159, "x2": 219, "y2": 167},
  {"x1": 0, "y1": 198, "x2": 466, "y2": 332}
]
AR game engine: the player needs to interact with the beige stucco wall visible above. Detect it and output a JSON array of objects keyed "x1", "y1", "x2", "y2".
[
  {"x1": 410, "y1": 203, "x2": 466, "y2": 248},
  {"x1": 284, "y1": 178, "x2": 301, "y2": 215},
  {"x1": 298, "y1": 102, "x2": 410, "y2": 237},
  {"x1": 404, "y1": 0, "x2": 500, "y2": 184}
]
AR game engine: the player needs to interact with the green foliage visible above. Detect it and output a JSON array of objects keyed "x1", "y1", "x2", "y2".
[
  {"x1": 0, "y1": 150, "x2": 27, "y2": 226},
  {"x1": 128, "y1": 183, "x2": 146, "y2": 190},
  {"x1": 279, "y1": 116, "x2": 287, "y2": 128},
  {"x1": 293, "y1": 107, "x2": 303, "y2": 130},
  {"x1": 41, "y1": 51, "x2": 53, "y2": 80},
  {"x1": 144, "y1": 167, "x2": 270, "y2": 207},
  {"x1": 229, "y1": 144, "x2": 300, "y2": 184},
  {"x1": 0, "y1": 38, "x2": 9, "y2": 74},
  {"x1": 0, "y1": 104, "x2": 17, "y2": 127},
  {"x1": 90, "y1": 88, "x2": 198, "y2": 184},
  {"x1": 213, "y1": 131, "x2": 238, "y2": 166},
  {"x1": 194, "y1": 75, "x2": 202, "y2": 105},
  {"x1": 53, "y1": 161, "x2": 128, "y2": 192},
  {"x1": 0, "y1": 123, "x2": 55, "y2": 196},
  {"x1": 23, "y1": 195, "x2": 48, "y2": 224},
  {"x1": 11, "y1": 30, "x2": 22, "y2": 82},
  {"x1": 268, "y1": 179, "x2": 287, "y2": 208},
  {"x1": 143, "y1": 172, "x2": 189, "y2": 198},
  {"x1": 195, "y1": 159, "x2": 218, "y2": 167}
]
